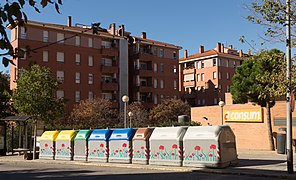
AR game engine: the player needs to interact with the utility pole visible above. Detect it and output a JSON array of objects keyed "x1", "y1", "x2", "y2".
[{"x1": 286, "y1": 0, "x2": 293, "y2": 174}]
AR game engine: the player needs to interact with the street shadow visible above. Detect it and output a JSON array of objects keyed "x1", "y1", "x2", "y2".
[{"x1": 237, "y1": 159, "x2": 286, "y2": 167}]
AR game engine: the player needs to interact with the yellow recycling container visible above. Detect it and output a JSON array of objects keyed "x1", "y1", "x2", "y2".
[
  {"x1": 39, "y1": 130, "x2": 59, "y2": 160},
  {"x1": 55, "y1": 130, "x2": 77, "y2": 161}
]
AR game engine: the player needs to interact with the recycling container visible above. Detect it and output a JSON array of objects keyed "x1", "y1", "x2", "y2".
[
  {"x1": 39, "y1": 131, "x2": 59, "y2": 160},
  {"x1": 88, "y1": 129, "x2": 112, "y2": 162},
  {"x1": 74, "y1": 129, "x2": 92, "y2": 161},
  {"x1": 132, "y1": 128, "x2": 153, "y2": 164},
  {"x1": 55, "y1": 130, "x2": 77, "y2": 161},
  {"x1": 109, "y1": 128, "x2": 136, "y2": 164},
  {"x1": 149, "y1": 126, "x2": 188, "y2": 167},
  {"x1": 183, "y1": 125, "x2": 238, "y2": 168}
]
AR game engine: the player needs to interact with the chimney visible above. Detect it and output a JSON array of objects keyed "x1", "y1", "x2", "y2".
[
  {"x1": 118, "y1": 25, "x2": 125, "y2": 37},
  {"x1": 67, "y1": 16, "x2": 72, "y2": 27},
  {"x1": 199, "y1": 45, "x2": 204, "y2": 53},
  {"x1": 109, "y1": 23, "x2": 116, "y2": 35},
  {"x1": 229, "y1": 44, "x2": 233, "y2": 49},
  {"x1": 221, "y1": 44, "x2": 224, "y2": 53},
  {"x1": 239, "y1": 50, "x2": 243, "y2": 57},
  {"x1": 141, "y1": 32, "x2": 147, "y2": 39},
  {"x1": 184, "y1": 50, "x2": 188, "y2": 58},
  {"x1": 248, "y1": 49, "x2": 251, "y2": 56},
  {"x1": 216, "y1": 42, "x2": 221, "y2": 52}
]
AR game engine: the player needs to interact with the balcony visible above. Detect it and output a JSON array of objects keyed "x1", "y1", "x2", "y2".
[
  {"x1": 134, "y1": 66, "x2": 153, "y2": 76},
  {"x1": 101, "y1": 79, "x2": 118, "y2": 91},
  {"x1": 131, "y1": 52, "x2": 154, "y2": 61},
  {"x1": 183, "y1": 81, "x2": 195, "y2": 87},
  {"x1": 183, "y1": 68, "x2": 195, "y2": 74},
  {"x1": 101, "y1": 65, "x2": 118, "y2": 74},
  {"x1": 100, "y1": 47, "x2": 119, "y2": 57}
]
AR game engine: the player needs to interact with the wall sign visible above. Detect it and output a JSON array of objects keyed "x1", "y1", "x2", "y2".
[{"x1": 224, "y1": 108, "x2": 263, "y2": 123}]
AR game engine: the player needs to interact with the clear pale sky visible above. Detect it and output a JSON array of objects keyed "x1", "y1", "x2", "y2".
[{"x1": 0, "y1": 0, "x2": 290, "y2": 72}]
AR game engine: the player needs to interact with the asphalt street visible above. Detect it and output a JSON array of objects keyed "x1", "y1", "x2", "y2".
[{"x1": 0, "y1": 160, "x2": 285, "y2": 180}]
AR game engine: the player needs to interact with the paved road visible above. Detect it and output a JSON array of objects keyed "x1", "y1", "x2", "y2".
[{"x1": 0, "y1": 161, "x2": 284, "y2": 180}]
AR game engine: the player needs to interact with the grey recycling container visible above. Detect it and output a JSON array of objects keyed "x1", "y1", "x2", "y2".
[
  {"x1": 149, "y1": 126, "x2": 188, "y2": 167},
  {"x1": 74, "y1": 129, "x2": 92, "y2": 161},
  {"x1": 39, "y1": 130, "x2": 59, "y2": 160},
  {"x1": 132, "y1": 128, "x2": 154, "y2": 164},
  {"x1": 55, "y1": 130, "x2": 77, "y2": 161},
  {"x1": 88, "y1": 129, "x2": 112, "y2": 162},
  {"x1": 109, "y1": 128, "x2": 136, "y2": 164},
  {"x1": 183, "y1": 125, "x2": 238, "y2": 168}
]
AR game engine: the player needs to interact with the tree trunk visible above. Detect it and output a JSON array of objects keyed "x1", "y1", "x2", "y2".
[{"x1": 266, "y1": 102, "x2": 275, "y2": 150}]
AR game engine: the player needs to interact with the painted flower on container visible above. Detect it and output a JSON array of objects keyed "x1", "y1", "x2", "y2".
[
  {"x1": 150, "y1": 144, "x2": 179, "y2": 160},
  {"x1": 110, "y1": 142, "x2": 130, "y2": 158},
  {"x1": 184, "y1": 144, "x2": 219, "y2": 162}
]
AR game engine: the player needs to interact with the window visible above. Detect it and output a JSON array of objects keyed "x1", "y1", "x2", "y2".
[
  {"x1": 160, "y1": 63, "x2": 164, "y2": 73},
  {"x1": 153, "y1": 48, "x2": 158, "y2": 56},
  {"x1": 88, "y1": 38, "x2": 93, "y2": 47},
  {"x1": 184, "y1": 74, "x2": 194, "y2": 81},
  {"x1": 43, "y1": 31, "x2": 48, "y2": 42},
  {"x1": 159, "y1": 49, "x2": 164, "y2": 57},
  {"x1": 226, "y1": 60, "x2": 229, "y2": 67},
  {"x1": 88, "y1": 73, "x2": 93, "y2": 84},
  {"x1": 88, "y1": 56, "x2": 93, "y2": 66},
  {"x1": 20, "y1": 48, "x2": 26, "y2": 59},
  {"x1": 57, "y1": 33, "x2": 64, "y2": 43},
  {"x1": 88, "y1": 91, "x2": 94, "y2": 99},
  {"x1": 219, "y1": 84, "x2": 222, "y2": 91},
  {"x1": 197, "y1": 74, "x2": 200, "y2": 82},
  {"x1": 201, "y1": 73, "x2": 205, "y2": 81},
  {"x1": 43, "y1": 51, "x2": 48, "y2": 62},
  {"x1": 102, "y1": 93, "x2": 112, "y2": 100},
  {"x1": 154, "y1": 95, "x2": 158, "y2": 104},
  {"x1": 75, "y1": 72, "x2": 80, "y2": 84},
  {"x1": 201, "y1": 61, "x2": 204, "y2": 68},
  {"x1": 57, "y1": 52, "x2": 64, "y2": 63},
  {"x1": 213, "y1": 58, "x2": 217, "y2": 66},
  {"x1": 56, "y1": 90, "x2": 64, "y2": 99},
  {"x1": 75, "y1": 54, "x2": 80, "y2": 65},
  {"x1": 154, "y1": 79, "x2": 157, "y2": 88},
  {"x1": 160, "y1": 80, "x2": 164, "y2": 89},
  {"x1": 57, "y1": 71, "x2": 64, "y2": 82},
  {"x1": 154, "y1": 63, "x2": 158, "y2": 72},
  {"x1": 173, "y1": 66, "x2": 177, "y2": 74},
  {"x1": 101, "y1": 41, "x2": 111, "y2": 48},
  {"x1": 219, "y1": 72, "x2": 222, "y2": 79},
  {"x1": 75, "y1": 36, "x2": 80, "y2": 46},
  {"x1": 174, "y1": 80, "x2": 177, "y2": 90},
  {"x1": 173, "y1": 51, "x2": 177, "y2": 59},
  {"x1": 160, "y1": 95, "x2": 164, "y2": 100},
  {"x1": 75, "y1": 91, "x2": 80, "y2": 102},
  {"x1": 213, "y1": 71, "x2": 217, "y2": 79},
  {"x1": 214, "y1": 98, "x2": 218, "y2": 104},
  {"x1": 226, "y1": 72, "x2": 230, "y2": 79},
  {"x1": 227, "y1": 85, "x2": 230, "y2": 92},
  {"x1": 102, "y1": 58, "x2": 112, "y2": 66},
  {"x1": 20, "y1": 27, "x2": 26, "y2": 39}
]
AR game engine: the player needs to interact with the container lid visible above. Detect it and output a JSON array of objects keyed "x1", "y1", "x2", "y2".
[
  {"x1": 88, "y1": 129, "x2": 112, "y2": 141},
  {"x1": 133, "y1": 128, "x2": 153, "y2": 140},
  {"x1": 40, "y1": 130, "x2": 59, "y2": 141},
  {"x1": 149, "y1": 126, "x2": 188, "y2": 140},
  {"x1": 109, "y1": 128, "x2": 136, "y2": 141},
  {"x1": 74, "y1": 129, "x2": 92, "y2": 141},
  {"x1": 183, "y1": 126, "x2": 223, "y2": 139},
  {"x1": 56, "y1": 130, "x2": 77, "y2": 141}
]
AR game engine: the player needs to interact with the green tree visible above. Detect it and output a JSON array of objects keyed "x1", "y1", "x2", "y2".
[
  {"x1": 0, "y1": 72, "x2": 15, "y2": 118},
  {"x1": 0, "y1": 0, "x2": 62, "y2": 67},
  {"x1": 246, "y1": 0, "x2": 296, "y2": 46},
  {"x1": 12, "y1": 64, "x2": 65, "y2": 125},
  {"x1": 150, "y1": 99, "x2": 191, "y2": 126},
  {"x1": 70, "y1": 97, "x2": 119, "y2": 129},
  {"x1": 230, "y1": 49, "x2": 286, "y2": 150}
]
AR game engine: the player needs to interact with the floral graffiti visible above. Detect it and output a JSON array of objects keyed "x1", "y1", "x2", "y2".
[
  {"x1": 110, "y1": 142, "x2": 130, "y2": 158},
  {"x1": 56, "y1": 143, "x2": 71, "y2": 156},
  {"x1": 150, "y1": 144, "x2": 180, "y2": 160},
  {"x1": 88, "y1": 143, "x2": 107, "y2": 158},
  {"x1": 184, "y1": 144, "x2": 220, "y2": 162}
]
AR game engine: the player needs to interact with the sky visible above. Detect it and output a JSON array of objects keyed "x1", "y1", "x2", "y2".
[{"x1": 0, "y1": 0, "x2": 291, "y2": 72}]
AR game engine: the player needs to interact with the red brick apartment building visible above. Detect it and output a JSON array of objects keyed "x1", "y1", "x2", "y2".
[
  {"x1": 9, "y1": 17, "x2": 182, "y2": 114},
  {"x1": 179, "y1": 43, "x2": 250, "y2": 107}
]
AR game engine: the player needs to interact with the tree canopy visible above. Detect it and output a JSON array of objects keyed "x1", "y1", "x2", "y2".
[
  {"x1": 70, "y1": 97, "x2": 119, "y2": 129},
  {"x1": 0, "y1": 72, "x2": 14, "y2": 118},
  {"x1": 0, "y1": 0, "x2": 62, "y2": 67},
  {"x1": 127, "y1": 102, "x2": 149, "y2": 127},
  {"x1": 12, "y1": 64, "x2": 65, "y2": 125},
  {"x1": 246, "y1": 0, "x2": 296, "y2": 46},
  {"x1": 150, "y1": 99, "x2": 191, "y2": 126}
]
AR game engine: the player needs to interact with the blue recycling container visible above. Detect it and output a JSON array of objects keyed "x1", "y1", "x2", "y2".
[
  {"x1": 109, "y1": 128, "x2": 136, "y2": 163},
  {"x1": 88, "y1": 129, "x2": 112, "y2": 162}
]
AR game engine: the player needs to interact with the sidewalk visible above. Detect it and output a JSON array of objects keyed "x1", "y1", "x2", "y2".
[{"x1": 1, "y1": 149, "x2": 296, "y2": 179}]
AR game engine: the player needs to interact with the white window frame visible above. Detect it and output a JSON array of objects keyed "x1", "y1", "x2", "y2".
[
  {"x1": 56, "y1": 90, "x2": 64, "y2": 99},
  {"x1": 75, "y1": 36, "x2": 80, "y2": 46},
  {"x1": 57, "y1": 71, "x2": 64, "y2": 83},
  {"x1": 75, "y1": 53, "x2": 80, "y2": 65},
  {"x1": 88, "y1": 91, "x2": 94, "y2": 99},
  {"x1": 174, "y1": 80, "x2": 177, "y2": 90},
  {"x1": 43, "y1": 51, "x2": 48, "y2": 62},
  {"x1": 88, "y1": 56, "x2": 94, "y2": 66},
  {"x1": 20, "y1": 27, "x2": 26, "y2": 39},
  {"x1": 88, "y1": 73, "x2": 93, "y2": 84},
  {"x1": 226, "y1": 72, "x2": 230, "y2": 79},
  {"x1": 57, "y1": 52, "x2": 64, "y2": 63},
  {"x1": 75, "y1": 72, "x2": 80, "y2": 84},
  {"x1": 154, "y1": 63, "x2": 158, "y2": 72},
  {"x1": 213, "y1": 71, "x2": 217, "y2": 79},
  {"x1": 201, "y1": 73, "x2": 205, "y2": 81},
  {"x1": 43, "y1": 31, "x2": 49, "y2": 42},
  {"x1": 160, "y1": 80, "x2": 164, "y2": 89},
  {"x1": 88, "y1": 38, "x2": 93, "y2": 47},
  {"x1": 75, "y1": 91, "x2": 80, "y2": 103},
  {"x1": 219, "y1": 72, "x2": 222, "y2": 79},
  {"x1": 159, "y1": 49, "x2": 164, "y2": 57},
  {"x1": 57, "y1": 33, "x2": 64, "y2": 43}
]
